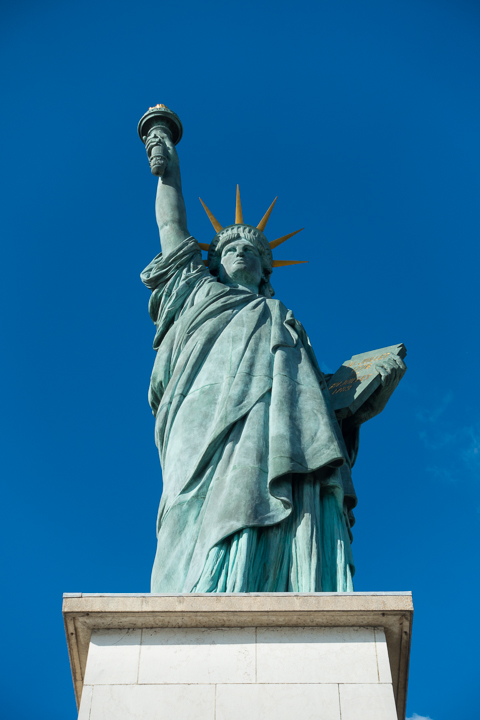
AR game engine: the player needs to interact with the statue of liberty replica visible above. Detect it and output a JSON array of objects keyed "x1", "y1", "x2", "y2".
[{"x1": 138, "y1": 105, "x2": 406, "y2": 594}]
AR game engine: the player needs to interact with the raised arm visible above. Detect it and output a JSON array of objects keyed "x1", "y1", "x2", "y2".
[{"x1": 144, "y1": 126, "x2": 191, "y2": 257}]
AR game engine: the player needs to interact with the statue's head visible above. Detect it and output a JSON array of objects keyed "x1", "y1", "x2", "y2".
[
  {"x1": 200, "y1": 187, "x2": 307, "y2": 298},
  {"x1": 208, "y1": 225, "x2": 273, "y2": 297}
]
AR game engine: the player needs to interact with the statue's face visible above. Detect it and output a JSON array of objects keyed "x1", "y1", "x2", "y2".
[{"x1": 219, "y1": 239, "x2": 263, "y2": 291}]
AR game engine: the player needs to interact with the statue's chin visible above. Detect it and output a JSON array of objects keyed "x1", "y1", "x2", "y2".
[
  {"x1": 226, "y1": 272, "x2": 260, "y2": 293},
  {"x1": 219, "y1": 262, "x2": 262, "y2": 292}
]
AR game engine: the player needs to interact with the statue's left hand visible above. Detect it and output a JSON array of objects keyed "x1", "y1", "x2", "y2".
[{"x1": 346, "y1": 355, "x2": 407, "y2": 427}]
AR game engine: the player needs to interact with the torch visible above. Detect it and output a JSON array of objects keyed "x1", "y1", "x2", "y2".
[{"x1": 137, "y1": 104, "x2": 183, "y2": 177}]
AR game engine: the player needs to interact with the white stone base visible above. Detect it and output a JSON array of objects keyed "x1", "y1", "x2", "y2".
[{"x1": 63, "y1": 592, "x2": 413, "y2": 720}]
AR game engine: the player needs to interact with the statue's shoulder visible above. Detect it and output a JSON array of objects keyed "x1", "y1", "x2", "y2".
[{"x1": 265, "y1": 296, "x2": 293, "y2": 316}]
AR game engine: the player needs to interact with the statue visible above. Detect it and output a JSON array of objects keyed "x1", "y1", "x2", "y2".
[{"x1": 138, "y1": 105, "x2": 406, "y2": 593}]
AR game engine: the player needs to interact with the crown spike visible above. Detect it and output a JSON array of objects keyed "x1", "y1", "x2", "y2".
[
  {"x1": 272, "y1": 260, "x2": 308, "y2": 267},
  {"x1": 235, "y1": 185, "x2": 243, "y2": 224},
  {"x1": 269, "y1": 228, "x2": 304, "y2": 249},
  {"x1": 257, "y1": 197, "x2": 278, "y2": 232},
  {"x1": 199, "y1": 198, "x2": 223, "y2": 233}
]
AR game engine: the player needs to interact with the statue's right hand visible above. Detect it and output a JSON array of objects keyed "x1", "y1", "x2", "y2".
[{"x1": 144, "y1": 127, "x2": 179, "y2": 178}]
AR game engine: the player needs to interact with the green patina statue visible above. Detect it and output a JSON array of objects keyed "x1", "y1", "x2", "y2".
[{"x1": 138, "y1": 105, "x2": 406, "y2": 594}]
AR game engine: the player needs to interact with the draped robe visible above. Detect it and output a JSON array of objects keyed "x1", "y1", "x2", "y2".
[{"x1": 141, "y1": 237, "x2": 358, "y2": 593}]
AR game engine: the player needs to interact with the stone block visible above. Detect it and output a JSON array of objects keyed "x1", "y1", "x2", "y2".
[
  {"x1": 89, "y1": 684, "x2": 215, "y2": 720},
  {"x1": 375, "y1": 627, "x2": 393, "y2": 683},
  {"x1": 139, "y1": 627, "x2": 255, "y2": 684},
  {"x1": 256, "y1": 626, "x2": 378, "y2": 684},
  {"x1": 216, "y1": 683, "x2": 341, "y2": 720},
  {"x1": 339, "y1": 684, "x2": 398, "y2": 720},
  {"x1": 83, "y1": 629, "x2": 141, "y2": 685},
  {"x1": 77, "y1": 684, "x2": 93, "y2": 720}
]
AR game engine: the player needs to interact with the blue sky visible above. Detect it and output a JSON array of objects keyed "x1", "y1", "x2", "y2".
[{"x1": 1, "y1": 1, "x2": 480, "y2": 718}]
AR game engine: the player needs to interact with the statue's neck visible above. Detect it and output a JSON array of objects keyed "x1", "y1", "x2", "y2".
[{"x1": 223, "y1": 279, "x2": 259, "y2": 294}]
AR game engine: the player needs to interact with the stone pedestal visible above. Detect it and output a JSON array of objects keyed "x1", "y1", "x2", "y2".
[{"x1": 63, "y1": 592, "x2": 413, "y2": 720}]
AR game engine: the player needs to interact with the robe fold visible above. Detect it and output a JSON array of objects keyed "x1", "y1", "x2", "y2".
[{"x1": 141, "y1": 237, "x2": 358, "y2": 593}]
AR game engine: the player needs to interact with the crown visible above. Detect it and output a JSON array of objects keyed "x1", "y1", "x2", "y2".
[{"x1": 198, "y1": 186, "x2": 307, "y2": 269}]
